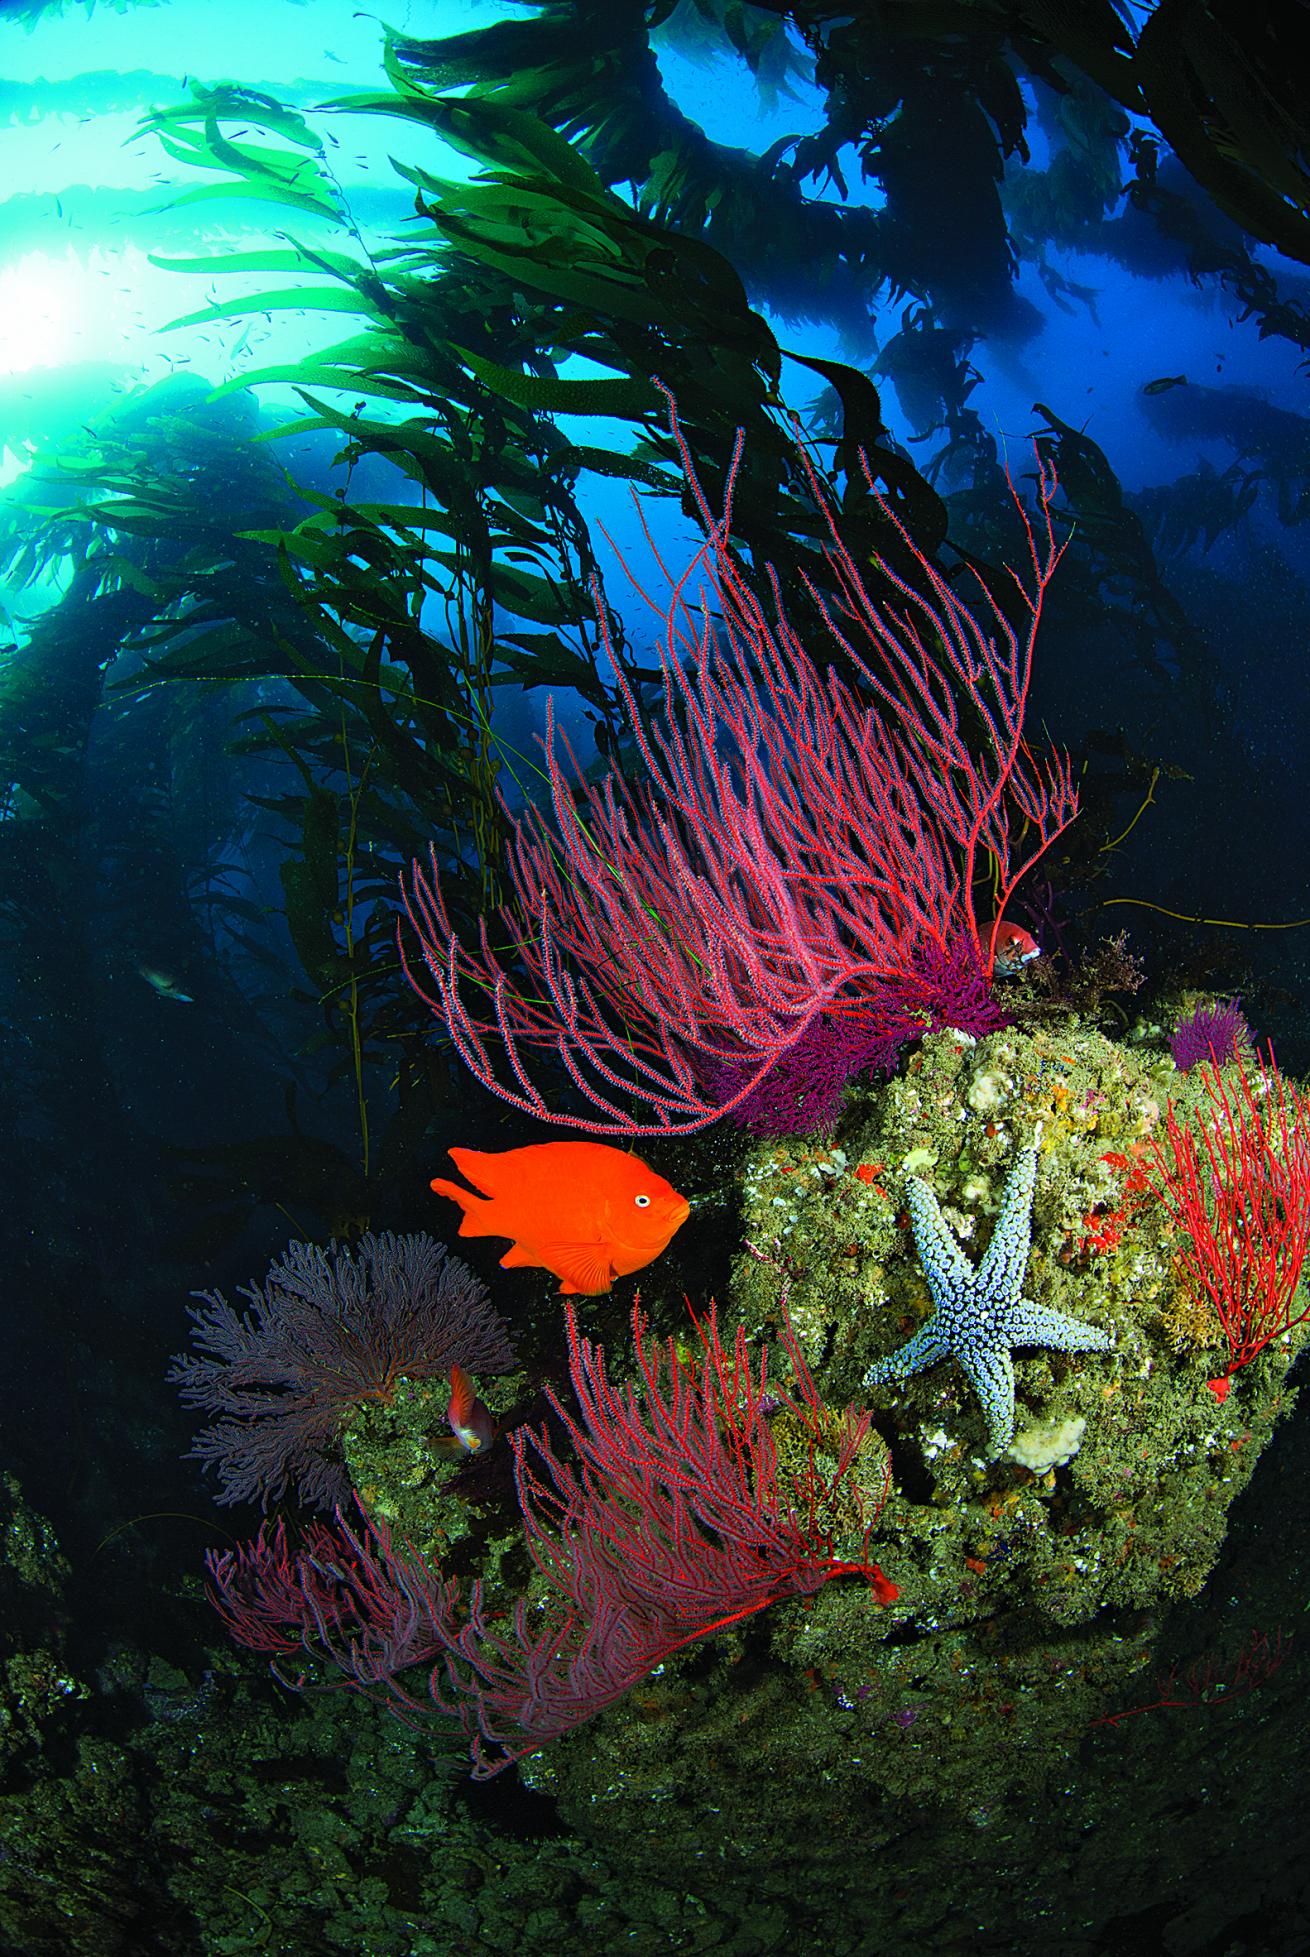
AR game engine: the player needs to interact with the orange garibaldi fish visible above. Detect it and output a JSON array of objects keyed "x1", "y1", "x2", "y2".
[{"x1": 429, "y1": 1141, "x2": 691, "y2": 1296}]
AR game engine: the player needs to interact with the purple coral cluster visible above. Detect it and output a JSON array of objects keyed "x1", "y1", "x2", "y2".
[
  {"x1": 170, "y1": 1232, "x2": 515, "y2": 1511},
  {"x1": 712, "y1": 938, "x2": 1010, "y2": 1135},
  {"x1": 1169, "y1": 997, "x2": 1250, "y2": 1073}
]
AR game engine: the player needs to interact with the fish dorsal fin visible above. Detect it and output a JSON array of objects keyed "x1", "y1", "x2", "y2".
[
  {"x1": 447, "y1": 1363, "x2": 475, "y2": 1427},
  {"x1": 446, "y1": 1146, "x2": 502, "y2": 1195}
]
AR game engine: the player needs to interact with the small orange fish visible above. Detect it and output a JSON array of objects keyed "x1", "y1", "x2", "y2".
[
  {"x1": 429, "y1": 1141, "x2": 690, "y2": 1296},
  {"x1": 989, "y1": 918, "x2": 1041, "y2": 978},
  {"x1": 430, "y1": 1363, "x2": 496, "y2": 1458}
]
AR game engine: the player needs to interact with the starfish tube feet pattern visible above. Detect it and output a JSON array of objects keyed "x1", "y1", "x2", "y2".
[{"x1": 863, "y1": 1129, "x2": 1112, "y2": 1457}]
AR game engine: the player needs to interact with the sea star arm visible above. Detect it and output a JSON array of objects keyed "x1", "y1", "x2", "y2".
[
  {"x1": 863, "y1": 1320, "x2": 951, "y2": 1386},
  {"x1": 954, "y1": 1339, "x2": 1018, "y2": 1455},
  {"x1": 1006, "y1": 1298, "x2": 1113, "y2": 1353},
  {"x1": 905, "y1": 1178, "x2": 977, "y2": 1295},
  {"x1": 976, "y1": 1135, "x2": 1039, "y2": 1298}
]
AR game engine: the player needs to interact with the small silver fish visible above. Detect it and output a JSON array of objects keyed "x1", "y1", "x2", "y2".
[{"x1": 137, "y1": 963, "x2": 194, "y2": 1004}]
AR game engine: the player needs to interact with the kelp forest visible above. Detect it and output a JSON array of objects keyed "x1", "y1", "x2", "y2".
[{"x1": 3, "y1": 3, "x2": 1310, "y2": 1953}]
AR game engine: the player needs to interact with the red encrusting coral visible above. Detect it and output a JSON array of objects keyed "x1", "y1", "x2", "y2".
[
  {"x1": 1077, "y1": 1143, "x2": 1152, "y2": 1258},
  {"x1": 1146, "y1": 1049, "x2": 1310, "y2": 1401},
  {"x1": 401, "y1": 387, "x2": 1076, "y2": 1134},
  {"x1": 206, "y1": 1301, "x2": 896, "y2": 1778}
]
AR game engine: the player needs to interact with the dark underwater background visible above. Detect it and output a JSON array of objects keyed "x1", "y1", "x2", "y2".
[{"x1": 2, "y1": 1, "x2": 1310, "y2": 1952}]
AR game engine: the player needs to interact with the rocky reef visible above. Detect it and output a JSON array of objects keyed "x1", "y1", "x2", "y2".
[
  {"x1": 324, "y1": 1013, "x2": 1306, "y2": 1944},
  {"x1": 5, "y1": 1020, "x2": 1306, "y2": 1956}
]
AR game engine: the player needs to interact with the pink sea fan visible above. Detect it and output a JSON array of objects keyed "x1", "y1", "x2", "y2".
[
  {"x1": 401, "y1": 388, "x2": 1077, "y2": 1135},
  {"x1": 711, "y1": 936, "x2": 1010, "y2": 1133},
  {"x1": 170, "y1": 1232, "x2": 515, "y2": 1510}
]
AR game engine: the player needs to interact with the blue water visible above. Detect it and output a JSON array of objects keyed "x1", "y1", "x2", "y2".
[{"x1": 3, "y1": 4, "x2": 1309, "y2": 1953}]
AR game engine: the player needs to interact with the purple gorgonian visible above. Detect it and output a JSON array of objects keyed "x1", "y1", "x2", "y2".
[{"x1": 170, "y1": 1232, "x2": 515, "y2": 1510}]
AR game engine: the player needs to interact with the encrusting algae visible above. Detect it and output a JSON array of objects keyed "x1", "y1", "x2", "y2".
[{"x1": 340, "y1": 1010, "x2": 1306, "y2": 1850}]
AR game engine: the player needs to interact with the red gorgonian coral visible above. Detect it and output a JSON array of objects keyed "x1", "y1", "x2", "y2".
[
  {"x1": 1147, "y1": 1050, "x2": 1310, "y2": 1401},
  {"x1": 206, "y1": 1299, "x2": 896, "y2": 1777},
  {"x1": 401, "y1": 388, "x2": 1076, "y2": 1135}
]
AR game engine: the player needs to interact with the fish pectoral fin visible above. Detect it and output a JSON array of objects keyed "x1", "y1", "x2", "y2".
[
  {"x1": 428, "y1": 1434, "x2": 469, "y2": 1458},
  {"x1": 549, "y1": 1246, "x2": 618, "y2": 1296},
  {"x1": 493, "y1": 1240, "x2": 617, "y2": 1293}
]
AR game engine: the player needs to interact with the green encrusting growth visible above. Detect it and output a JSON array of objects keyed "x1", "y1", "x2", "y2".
[{"x1": 321, "y1": 1013, "x2": 1304, "y2": 1861}]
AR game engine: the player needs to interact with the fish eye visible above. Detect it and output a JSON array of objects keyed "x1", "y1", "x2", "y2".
[{"x1": 634, "y1": 1193, "x2": 651, "y2": 1208}]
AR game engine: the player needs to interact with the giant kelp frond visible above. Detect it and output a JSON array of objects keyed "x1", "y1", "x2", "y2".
[
  {"x1": 1029, "y1": 401, "x2": 1206, "y2": 684},
  {"x1": 26, "y1": 43, "x2": 948, "y2": 1200},
  {"x1": 139, "y1": 51, "x2": 950, "y2": 700},
  {"x1": 0, "y1": 0, "x2": 165, "y2": 20},
  {"x1": 388, "y1": 3, "x2": 905, "y2": 346},
  {"x1": 139, "y1": 80, "x2": 345, "y2": 223},
  {"x1": 1132, "y1": 0, "x2": 1310, "y2": 270},
  {"x1": 388, "y1": 0, "x2": 1310, "y2": 368},
  {"x1": 0, "y1": 375, "x2": 477, "y2": 1202}
]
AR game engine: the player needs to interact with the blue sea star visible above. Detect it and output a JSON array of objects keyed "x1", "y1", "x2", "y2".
[{"x1": 863, "y1": 1128, "x2": 1112, "y2": 1457}]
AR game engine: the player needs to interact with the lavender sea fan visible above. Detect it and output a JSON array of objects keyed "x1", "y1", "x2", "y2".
[{"x1": 170, "y1": 1232, "x2": 515, "y2": 1510}]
